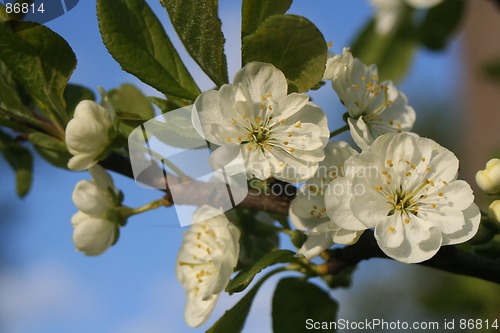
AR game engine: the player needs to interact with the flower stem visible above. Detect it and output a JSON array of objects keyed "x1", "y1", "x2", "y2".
[
  {"x1": 127, "y1": 196, "x2": 172, "y2": 216},
  {"x1": 329, "y1": 124, "x2": 349, "y2": 138}
]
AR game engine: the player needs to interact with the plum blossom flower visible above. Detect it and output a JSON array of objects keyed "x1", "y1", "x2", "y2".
[
  {"x1": 71, "y1": 165, "x2": 119, "y2": 256},
  {"x1": 66, "y1": 100, "x2": 114, "y2": 171},
  {"x1": 370, "y1": 0, "x2": 445, "y2": 34},
  {"x1": 177, "y1": 206, "x2": 240, "y2": 327},
  {"x1": 290, "y1": 141, "x2": 363, "y2": 259},
  {"x1": 193, "y1": 62, "x2": 329, "y2": 182},
  {"x1": 476, "y1": 158, "x2": 500, "y2": 195},
  {"x1": 325, "y1": 133, "x2": 481, "y2": 263},
  {"x1": 323, "y1": 48, "x2": 416, "y2": 150}
]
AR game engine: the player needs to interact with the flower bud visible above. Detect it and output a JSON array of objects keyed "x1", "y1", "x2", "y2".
[
  {"x1": 476, "y1": 158, "x2": 500, "y2": 195},
  {"x1": 71, "y1": 166, "x2": 121, "y2": 256},
  {"x1": 71, "y1": 211, "x2": 116, "y2": 256},
  {"x1": 65, "y1": 100, "x2": 113, "y2": 171},
  {"x1": 488, "y1": 200, "x2": 500, "y2": 225}
]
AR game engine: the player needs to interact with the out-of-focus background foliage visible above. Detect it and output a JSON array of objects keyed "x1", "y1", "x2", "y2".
[{"x1": 0, "y1": 1, "x2": 499, "y2": 332}]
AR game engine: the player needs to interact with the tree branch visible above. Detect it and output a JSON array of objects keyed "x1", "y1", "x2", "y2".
[
  {"x1": 100, "y1": 153, "x2": 294, "y2": 216},
  {"x1": 101, "y1": 153, "x2": 500, "y2": 285},
  {"x1": 326, "y1": 231, "x2": 500, "y2": 284}
]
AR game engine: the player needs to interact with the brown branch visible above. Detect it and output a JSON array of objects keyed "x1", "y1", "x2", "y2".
[
  {"x1": 101, "y1": 153, "x2": 500, "y2": 284},
  {"x1": 326, "y1": 231, "x2": 500, "y2": 284},
  {"x1": 100, "y1": 153, "x2": 294, "y2": 215}
]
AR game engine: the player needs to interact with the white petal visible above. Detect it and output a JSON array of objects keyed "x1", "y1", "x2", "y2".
[
  {"x1": 72, "y1": 212, "x2": 115, "y2": 256},
  {"x1": 374, "y1": 214, "x2": 405, "y2": 249},
  {"x1": 298, "y1": 233, "x2": 334, "y2": 260},
  {"x1": 72, "y1": 180, "x2": 112, "y2": 216},
  {"x1": 421, "y1": 206, "x2": 465, "y2": 235},
  {"x1": 348, "y1": 117, "x2": 371, "y2": 150},
  {"x1": 67, "y1": 153, "x2": 98, "y2": 171},
  {"x1": 325, "y1": 178, "x2": 368, "y2": 231},
  {"x1": 380, "y1": 226, "x2": 442, "y2": 264},
  {"x1": 442, "y1": 203, "x2": 481, "y2": 245},
  {"x1": 184, "y1": 293, "x2": 218, "y2": 328},
  {"x1": 331, "y1": 228, "x2": 363, "y2": 245},
  {"x1": 210, "y1": 144, "x2": 242, "y2": 171},
  {"x1": 89, "y1": 165, "x2": 116, "y2": 192},
  {"x1": 233, "y1": 62, "x2": 287, "y2": 102},
  {"x1": 274, "y1": 93, "x2": 310, "y2": 120}
]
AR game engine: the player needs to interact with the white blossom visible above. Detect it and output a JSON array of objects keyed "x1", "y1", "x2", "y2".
[
  {"x1": 325, "y1": 133, "x2": 481, "y2": 263},
  {"x1": 370, "y1": 0, "x2": 445, "y2": 34},
  {"x1": 476, "y1": 158, "x2": 500, "y2": 195},
  {"x1": 177, "y1": 206, "x2": 240, "y2": 327},
  {"x1": 71, "y1": 165, "x2": 118, "y2": 256},
  {"x1": 66, "y1": 100, "x2": 113, "y2": 171},
  {"x1": 193, "y1": 62, "x2": 329, "y2": 183},
  {"x1": 324, "y1": 48, "x2": 416, "y2": 150},
  {"x1": 290, "y1": 142, "x2": 363, "y2": 259}
]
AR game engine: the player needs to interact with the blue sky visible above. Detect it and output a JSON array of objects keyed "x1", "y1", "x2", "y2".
[{"x1": 0, "y1": 1, "x2": 461, "y2": 333}]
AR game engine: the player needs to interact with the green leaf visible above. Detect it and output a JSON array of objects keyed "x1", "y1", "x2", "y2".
[
  {"x1": 0, "y1": 59, "x2": 30, "y2": 120},
  {"x1": 143, "y1": 107, "x2": 207, "y2": 150},
  {"x1": 0, "y1": 129, "x2": 33, "y2": 197},
  {"x1": 242, "y1": 14, "x2": 328, "y2": 93},
  {"x1": 149, "y1": 96, "x2": 180, "y2": 113},
  {"x1": 28, "y1": 132, "x2": 67, "y2": 151},
  {"x1": 64, "y1": 84, "x2": 96, "y2": 118},
  {"x1": 227, "y1": 250, "x2": 295, "y2": 293},
  {"x1": 272, "y1": 278, "x2": 338, "y2": 333},
  {"x1": 239, "y1": 223, "x2": 280, "y2": 269},
  {"x1": 350, "y1": 8, "x2": 416, "y2": 83},
  {"x1": 0, "y1": 21, "x2": 76, "y2": 124},
  {"x1": 419, "y1": 0, "x2": 465, "y2": 51},
  {"x1": 207, "y1": 268, "x2": 279, "y2": 333},
  {"x1": 97, "y1": 0, "x2": 200, "y2": 100},
  {"x1": 241, "y1": 0, "x2": 292, "y2": 38},
  {"x1": 28, "y1": 132, "x2": 72, "y2": 169},
  {"x1": 163, "y1": 0, "x2": 229, "y2": 87},
  {"x1": 115, "y1": 111, "x2": 148, "y2": 128},
  {"x1": 108, "y1": 84, "x2": 155, "y2": 135}
]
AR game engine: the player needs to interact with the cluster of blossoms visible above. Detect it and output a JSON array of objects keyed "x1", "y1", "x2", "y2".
[{"x1": 63, "y1": 49, "x2": 484, "y2": 326}]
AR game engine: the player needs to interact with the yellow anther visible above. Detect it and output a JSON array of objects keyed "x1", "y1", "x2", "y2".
[
  {"x1": 426, "y1": 167, "x2": 431, "y2": 172},
  {"x1": 372, "y1": 74, "x2": 378, "y2": 81},
  {"x1": 438, "y1": 192, "x2": 444, "y2": 197},
  {"x1": 421, "y1": 157, "x2": 426, "y2": 162},
  {"x1": 283, "y1": 141, "x2": 289, "y2": 145},
  {"x1": 255, "y1": 116, "x2": 262, "y2": 123},
  {"x1": 431, "y1": 204, "x2": 436, "y2": 208},
  {"x1": 361, "y1": 76, "x2": 366, "y2": 81},
  {"x1": 389, "y1": 226, "x2": 395, "y2": 232},
  {"x1": 294, "y1": 121, "x2": 302, "y2": 129},
  {"x1": 287, "y1": 132, "x2": 293, "y2": 137},
  {"x1": 442, "y1": 181, "x2": 447, "y2": 185},
  {"x1": 352, "y1": 84, "x2": 360, "y2": 89},
  {"x1": 405, "y1": 172, "x2": 411, "y2": 177},
  {"x1": 376, "y1": 186, "x2": 383, "y2": 191},
  {"x1": 404, "y1": 218, "x2": 410, "y2": 224},
  {"x1": 289, "y1": 147, "x2": 295, "y2": 153},
  {"x1": 226, "y1": 138, "x2": 231, "y2": 143},
  {"x1": 327, "y1": 41, "x2": 333, "y2": 47}
]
